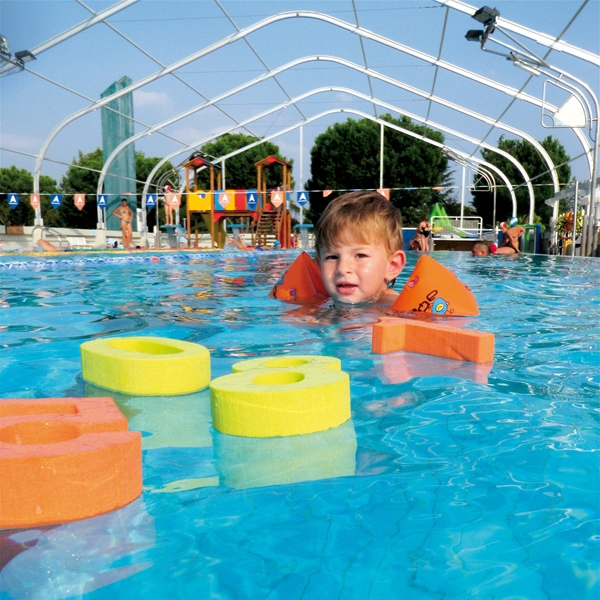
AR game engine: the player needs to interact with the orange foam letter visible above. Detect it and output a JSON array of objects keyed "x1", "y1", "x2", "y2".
[{"x1": 372, "y1": 317, "x2": 494, "y2": 364}]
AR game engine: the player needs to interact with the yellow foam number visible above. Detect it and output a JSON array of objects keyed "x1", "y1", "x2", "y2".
[
  {"x1": 210, "y1": 356, "x2": 350, "y2": 438},
  {"x1": 81, "y1": 336, "x2": 211, "y2": 396}
]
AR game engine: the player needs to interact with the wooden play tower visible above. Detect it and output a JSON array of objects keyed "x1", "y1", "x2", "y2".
[
  {"x1": 254, "y1": 155, "x2": 293, "y2": 248},
  {"x1": 184, "y1": 153, "x2": 294, "y2": 249}
]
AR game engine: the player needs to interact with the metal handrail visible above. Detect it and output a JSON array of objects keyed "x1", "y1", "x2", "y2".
[{"x1": 31, "y1": 226, "x2": 71, "y2": 250}]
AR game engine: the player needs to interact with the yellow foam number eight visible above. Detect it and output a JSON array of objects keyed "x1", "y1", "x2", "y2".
[{"x1": 210, "y1": 355, "x2": 350, "y2": 438}]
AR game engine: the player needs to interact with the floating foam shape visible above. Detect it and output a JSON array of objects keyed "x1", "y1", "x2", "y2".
[
  {"x1": 231, "y1": 354, "x2": 341, "y2": 373},
  {"x1": 214, "y1": 420, "x2": 357, "y2": 490},
  {"x1": 269, "y1": 251, "x2": 329, "y2": 303},
  {"x1": 210, "y1": 366, "x2": 350, "y2": 438},
  {"x1": 0, "y1": 398, "x2": 141, "y2": 529},
  {"x1": 391, "y1": 255, "x2": 479, "y2": 316},
  {"x1": 81, "y1": 336, "x2": 210, "y2": 396},
  {"x1": 372, "y1": 317, "x2": 494, "y2": 364}
]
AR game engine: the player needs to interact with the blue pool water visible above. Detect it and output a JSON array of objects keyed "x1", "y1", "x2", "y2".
[{"x1": 0, "y1": 251, "x2": 598, "y2": 599}]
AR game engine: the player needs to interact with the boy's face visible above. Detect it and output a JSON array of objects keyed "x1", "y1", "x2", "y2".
[{"x1": 318, "y1": 231, "x2": 406, "y2": 305}]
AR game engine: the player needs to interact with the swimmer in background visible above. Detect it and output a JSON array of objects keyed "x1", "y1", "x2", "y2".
[
  {"x1": 112, "y1": 198, "x2": 134, "y2": 249},
  {"x1": 409, "y1": 220, "x2": 431, "y2": 252},
  {"x1": 314, "y1": 191, "x2": 406, "y2": 308},
  {"x1": 471, "y1": 242, "x2": 490, "y2": 256},
  {"x1": 495, "y1": 218, "x2": 525, "y2": 255}
]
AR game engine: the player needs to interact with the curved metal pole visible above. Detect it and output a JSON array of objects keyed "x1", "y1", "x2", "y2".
[
  {"x1": 142, "y1": 107, "x2": 518, "y2": 216},
  {"x1": 98, "y1": 55, "x2": 560, "y2": 209},
  {"x1": 0, "y1": 0, "x2": 140, "y2": 76},
  {"x1": 36, "y1": 10, "x2": 588, "y2": 194},
  {"x1": 139, "y1": 87, "x2": 526, "y2": 218}
]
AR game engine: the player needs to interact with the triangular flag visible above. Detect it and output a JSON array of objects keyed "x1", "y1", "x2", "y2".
[
  {"x1": 50, "y1": 194, "x2": 63, "y2": 209},
  {"x1": 269, "y1": 252, "x2": 330, "y2": 304},
  {"x1": 271, "y1": 191, "x2": 283, "y2": 208},
  {"x1": 29, "y1": 194, "x2": 40, "y2": 209},
  {"x1": 376, "y1": 188, "x2": 390, "y2": 200},
  {"x1": 74, "y1": 194, "x2": 86, "y2": 211},
  {"x1": 97, "y1": 194, "x2": 107, "y2": 209},
  {"x1": 391, "y1": 255, "x2": 479, "y2": 316},
  {"x1": 7, "y1": 194, "x2": 20, "y2": 209},
  {"x1": 220, "y1": 193, "x2": 230, "y2": 207},
  {"x1": 323, "y1": 190, "x2": 333, "y2": 197}
]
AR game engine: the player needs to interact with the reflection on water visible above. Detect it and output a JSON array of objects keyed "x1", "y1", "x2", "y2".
[
  {"x1": 0, "y1": 252, "x2": 598, "y2": 599},
  {"x1": 214, "y1": 420, "x2": 357, "y2": 490}
]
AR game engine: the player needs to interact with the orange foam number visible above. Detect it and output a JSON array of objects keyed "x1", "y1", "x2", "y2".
[
  {"x1": 372, "y1": 317, "x2": 494, "y2": 364},
  {"x1": 269, "y1": 252, "x2": 330, "y2": 303},
  {"x1": 0, "y1": 398, "x2": 142, "y2": 529},
  {"x1": 391, "y1": 255, "x2": 479, "y2": 316}
]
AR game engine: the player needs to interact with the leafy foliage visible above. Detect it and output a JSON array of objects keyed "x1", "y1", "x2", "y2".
[
  {"x1": 195, "y1": 133, "x2": 293, "y2": 191},
  {"x1": 0, "y1": 150, "x2": 179, "y2": 230},
  {"x1": 471, "y1": 136, "x2": 571, "y2": 226},
  {"x1": 59, "y1": 148, "x2": 105, "y2": 229},
  {"x1": 304, "y1": 114, "x2": 454, "y2": 226},
  {"x1": 0, "y1": 166, "x2": 59, "y2": 226}
]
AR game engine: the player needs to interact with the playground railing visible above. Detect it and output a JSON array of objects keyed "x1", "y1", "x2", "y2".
[{"x1": 431, "y1": 216, "x2": 483, "y2": 239}]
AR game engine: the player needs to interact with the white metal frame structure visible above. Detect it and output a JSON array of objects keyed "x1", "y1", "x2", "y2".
[{"x1": 2, "y1": 1, "x2": 597, "y2": 253}]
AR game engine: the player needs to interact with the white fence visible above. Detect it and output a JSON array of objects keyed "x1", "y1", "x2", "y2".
[{"x1": 431, "y1": 216, "x2": 483, "y2": 239}]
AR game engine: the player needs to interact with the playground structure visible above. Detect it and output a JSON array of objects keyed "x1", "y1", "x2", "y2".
[{"x1": 185, "y1": 154, "x2": 293, "y2": 249}]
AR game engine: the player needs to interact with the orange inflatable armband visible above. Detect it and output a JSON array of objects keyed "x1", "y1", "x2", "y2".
[
  {"x1": 269, "y1": 252, "x2": 330, "y2": 303},
  {"x1": 0, "y1": 397, "x2": 142, "y2": 529},
  {"x1": 372, "y1": 317, "x2": 494, "y2": 364},
  {"x1": 391, "y1": 255, "x2": 479, "y2": 316}
]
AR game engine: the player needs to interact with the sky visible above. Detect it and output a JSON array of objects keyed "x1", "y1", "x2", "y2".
[{"x1": 0, "y1": 0, "x2": 599, "y2": 201}]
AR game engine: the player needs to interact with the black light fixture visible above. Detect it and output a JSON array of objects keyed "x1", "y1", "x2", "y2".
[
  {"x1": 472, "y1": 6, "x2": 500, "y2": 26},
  {"x1": 14, "y1": 50, "x2": 36, "y2": 64},
  {"x1": 465, "y1": 30, "x2": 485, "y2": 42}
]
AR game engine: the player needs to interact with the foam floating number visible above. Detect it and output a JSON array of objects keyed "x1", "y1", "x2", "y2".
[
  {"x1": 0, "y1": 397, "x2": 141, "y2": 529},
  {"x1": 81, "y1": 336, "x2": 211, "y2": 396},
  {"x1": 210, "y1": 355, "x2": 350, "y2": 438}
]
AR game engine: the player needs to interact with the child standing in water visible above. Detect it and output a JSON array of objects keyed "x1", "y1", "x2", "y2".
[{"x1": 314, "y1": 191, "x2": 406, "y2": 308}]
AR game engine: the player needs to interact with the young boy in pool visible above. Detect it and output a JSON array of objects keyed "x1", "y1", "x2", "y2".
[{"x1": 314, "y1": 191, "x2": 406, "y2": 308}]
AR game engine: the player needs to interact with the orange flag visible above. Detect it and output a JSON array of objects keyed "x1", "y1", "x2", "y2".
[
  {"x1": 74, "y1": 194, "x2": 86, "y2": 211},
  {"x1": 29, "y1": 194, "x2": 40, "y2": 210},
  {"x1": 322, "y1": 190, "x2": 333, "y2": 197},
  {"x1": 376, "y1": 188, "x2": 390, "y2": 200}
]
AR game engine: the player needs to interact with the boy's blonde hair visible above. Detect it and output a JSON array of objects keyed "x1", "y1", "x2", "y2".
[{"x1": 314, "y1": 191, "x2": 404, "y2": 260}]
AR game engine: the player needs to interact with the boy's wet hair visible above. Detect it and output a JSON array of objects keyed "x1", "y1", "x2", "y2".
[{"x1": 314, "y1": 191, "x2": 404, "y2": 259}]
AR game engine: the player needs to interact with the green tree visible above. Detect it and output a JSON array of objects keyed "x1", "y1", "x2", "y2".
[
  {"x1": 0, "y1": 166, "x2": 59, "y2": 226},
  {"x1": 196, "y1": 133, "x2": 293, "y2": 190},
  {"x1": 135, "y1": 152, "x2": 178, "y2": 231},
  {"x1": 471, "y1": 136, "x2": 571, "y2": 226},
  {"x1": 59, "y1": 148, "x2": 104, "y2": 229},
  {"x1": 304, "y1": 114, "x2": 454, "y2": 226}
]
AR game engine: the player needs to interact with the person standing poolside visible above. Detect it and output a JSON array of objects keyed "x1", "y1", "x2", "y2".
[
  {"x1": 314, "y1": 191, "x2": 406, "y2": 308},
  {"x1": 112, "y1": 198, "x2": 134, "y2": 249}
]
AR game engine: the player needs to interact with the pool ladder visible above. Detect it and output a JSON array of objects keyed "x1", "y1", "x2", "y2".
[{"x1": 31, "y1": 226, "x2": 71, "y2": 250}]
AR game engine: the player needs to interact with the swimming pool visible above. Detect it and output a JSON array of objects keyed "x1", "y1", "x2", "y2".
[{"x1": 1, "y1": 251, "x2": 598, "y2": 599}]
